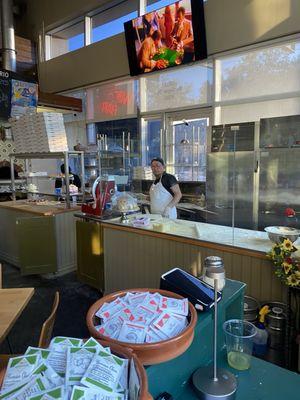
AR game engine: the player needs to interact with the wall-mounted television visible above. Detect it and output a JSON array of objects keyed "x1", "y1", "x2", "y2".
[{"x1": 124, "y1": 0, "x2": 207, "y2": 76}]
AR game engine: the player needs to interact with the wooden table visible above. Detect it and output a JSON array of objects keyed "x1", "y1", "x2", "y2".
[{"x1": 0, "y1": 288, "x2": 34, "y2": 343}]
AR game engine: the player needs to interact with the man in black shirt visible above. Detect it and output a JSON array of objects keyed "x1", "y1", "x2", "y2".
[
  {"x1": 55, "y1": 164, "x2": 81, "y2": 190},
  {"x1": 150, "y1": 157, "x2": 182, "y2": 219}
]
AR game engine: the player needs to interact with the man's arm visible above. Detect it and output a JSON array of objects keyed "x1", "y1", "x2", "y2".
[
  {"x1": 168, "y1": 184, "x2": 182, "y2": 208},
  {"x1": 140, "y1": 41, "x2": 156, "y2": 69},
  {"x1": 181, "y1": 21, "x2": 193, "y2": 46}
]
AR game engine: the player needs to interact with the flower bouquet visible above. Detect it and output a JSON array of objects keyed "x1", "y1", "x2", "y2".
[{"x1": 267, "y1": 238, "x2": 300, "y2": 287}]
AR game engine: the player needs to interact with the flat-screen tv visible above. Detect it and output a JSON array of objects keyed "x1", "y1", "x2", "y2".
[{"x1": 124, "y1": 0, "x2": 207, "y2": 76}]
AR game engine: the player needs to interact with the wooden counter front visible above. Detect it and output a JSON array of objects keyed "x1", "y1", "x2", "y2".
[
  {"x1": 0, "y1": 200, "x2": 80, "y2": 216},
  {"x1": 75, "y1": 214, "x2": 287, "y2": 302},
  {"x1": 101, "y1": 221, "x2": 267, "y2": 260},
  {"x1": 0, "y1": 203, "x2": 78, "y2": 276}
]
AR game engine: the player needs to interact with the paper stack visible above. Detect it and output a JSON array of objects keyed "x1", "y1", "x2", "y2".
[
  {"x1": 94, "y1": 291, "x2": 189, "y2": 344},
  {"x1": 11, "y1": 112, "x2": 68, "y2": 153},
  {"x1": 132, "y1": 167, "x2": 154, "y2": 180},
  {"x1": 0, "y1": 336, "x2": 140, "y2": 400}
]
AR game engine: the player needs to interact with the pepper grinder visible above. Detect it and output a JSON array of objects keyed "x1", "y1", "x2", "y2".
[{"x1": 192, "y1": 257, "x2": 237, "y2": 400}]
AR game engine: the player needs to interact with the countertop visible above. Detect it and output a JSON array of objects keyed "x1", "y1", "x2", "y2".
[
  {"x1": 75, "y1": 212, "x2": 300, "y2": 256},
  {"x1": 0, "y1": 200, "x2": 80, "y2": 216}
]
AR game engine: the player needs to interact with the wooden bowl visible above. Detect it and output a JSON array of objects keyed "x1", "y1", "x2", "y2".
[
  {"x1": 0, "y1": 341, "x2": 152, "y2": 400},
  {"x1": 86, "y1": 288, "x2": 198, "y2": 365}
]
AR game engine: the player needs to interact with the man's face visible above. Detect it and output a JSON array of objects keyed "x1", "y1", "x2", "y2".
[
  {"x1": 151, "y1": 161, "x2": 165, "y2": 177},
  {"x1": 178, "y1": 11, "x2": 184, "y2": 22}
]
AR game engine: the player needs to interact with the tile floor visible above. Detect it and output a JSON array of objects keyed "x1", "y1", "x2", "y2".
[{"x1": 0, "y1": 263, "x2": 102, "y2": 354}]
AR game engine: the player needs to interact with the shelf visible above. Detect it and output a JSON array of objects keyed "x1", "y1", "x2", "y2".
[
  {"x1": 10, "y1": 151, "x2": 84, "y2": 159},
  {"x1": 0, "y1": 179, "x2": 26, "y2": 184},
  {"x1": 20, "y1": 191, "x2": 84, "y2": 197},
  {"x1": 166, "y1": 164, "x2": 203, "y2": 167},
  {"x1": 19, "y1": 175, "x2": 61, "y2": 179}
]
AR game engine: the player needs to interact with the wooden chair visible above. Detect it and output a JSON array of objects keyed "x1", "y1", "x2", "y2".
[
  {"x1": 38, "y1": 291, "x2": 60, "y2": 348},
  {"x1": 0, "y1": 354, "x2": 10, "y2": 387},
  {"x1": 0, "y1": 291, "x2": 60, "y2": 385}
]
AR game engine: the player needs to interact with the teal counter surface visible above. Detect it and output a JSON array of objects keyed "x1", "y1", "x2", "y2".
[{"x1": 146, "y1": 279, "x2": 300, "y2": 400}]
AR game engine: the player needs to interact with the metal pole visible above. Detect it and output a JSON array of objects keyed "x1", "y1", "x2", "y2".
[
  {"x1": 128, "y1": 131, "x2": 131, "y2": 183},
  {"x1": 97, "y1": 133, "x2": 102, "y2": 178},
  {"x1": 80, "y1": 151, "x2": 85, "y2": 203},
  {"x1": 122, "y1": 131, "x2": 126, "y2": 191},
  {"x1": 64, "y1": 152, "x2": 70, "y2": 209},
  {"x1": 1, "y1": 0, "x2": 17, "y2": 71},
  {"x1": 213, "y1": 278, "x2": 218, "y2": 382},
  {"x1": 192, "y1": 125, "x2": 195, "y2": 181},
  {"x1": 10, "y1": 155, "x2": 16, "y2": 201}
]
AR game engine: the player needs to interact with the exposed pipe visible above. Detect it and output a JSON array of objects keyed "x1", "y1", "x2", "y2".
[{"x1": 1, "y1": 0, "x2": 17, "y2": 71}]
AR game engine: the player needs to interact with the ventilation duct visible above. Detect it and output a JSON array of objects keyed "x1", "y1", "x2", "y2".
[{"x1": 0, "y1": 0, "x2": 16, "y2": 71}]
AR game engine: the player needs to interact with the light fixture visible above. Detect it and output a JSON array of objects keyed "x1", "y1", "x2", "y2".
[{"x1": 192, "y1": 256, "x2": 237, "y2": 400}]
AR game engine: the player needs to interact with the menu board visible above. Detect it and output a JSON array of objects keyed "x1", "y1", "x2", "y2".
[{"x1": 0, "y1": 70, "x2": 12, "y2": 119}]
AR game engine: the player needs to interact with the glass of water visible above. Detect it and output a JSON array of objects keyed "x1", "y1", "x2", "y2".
[{"x1": 223, "y1": 319, "x2": 256, "y2": 370}]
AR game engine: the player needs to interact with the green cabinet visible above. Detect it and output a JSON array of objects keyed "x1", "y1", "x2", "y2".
[
  {"x1": 76, "y1": 220, "x2": 104, "y2": 291},
  {"x1": 16, "y1": 216, "x2": 57, "y2": 275}
]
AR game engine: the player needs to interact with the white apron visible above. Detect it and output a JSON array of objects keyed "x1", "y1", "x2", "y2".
[{"x1": 150, "y1": 178, "x2": 177, "y2": 219}]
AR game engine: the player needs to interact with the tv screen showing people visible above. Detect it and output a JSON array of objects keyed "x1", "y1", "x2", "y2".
[{"x1": 124, "y1": 0, "x2": 207, "y2": 76}]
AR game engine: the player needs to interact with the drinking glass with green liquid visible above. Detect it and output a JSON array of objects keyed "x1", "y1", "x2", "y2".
[{"x1": 223, "y1": 319, "x2": 257, "y2": 371}]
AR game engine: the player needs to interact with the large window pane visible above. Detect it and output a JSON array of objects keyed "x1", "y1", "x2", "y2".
[
  {"x1": 48, "y1": 21, "x2": 84, "y2": 59},
  {"x1": 86, "y1": 79, "x2": 137, "y2": 122},
  {"x1": 140, "y1": 62, "x2": 213, "y2": 113},
  {"x1": 92, "y1": 1, "x2": 138, "y2": 43},
  {"x1": 214, "y1": 97, "x2": 300, "y2": 125},
  {"x1": 217, "y1": 41, "x2": 300, "y2": 102},
  {"x1": 141, "y1": 118, "x2": 162, "y2": 166},
  {"x1": 95, "y1": 118, "x2": 140, "y2": 180},
  {"x1": 165, "y1": 116, "x2": 209, "y2": 182}
]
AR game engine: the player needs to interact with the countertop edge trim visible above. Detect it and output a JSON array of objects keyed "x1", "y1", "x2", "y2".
[{"x1": 0, "y1": 202, "x2": 80, "y2": 216}]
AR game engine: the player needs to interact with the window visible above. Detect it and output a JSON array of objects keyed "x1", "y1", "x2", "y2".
[
  {"x1": 141, "y1": 117, "x2": 162, "y2": 166},
  {"x1": 140, "y1": 62, "x2": 213, "y2": 113},
  {"x1": 92, "y1": 1, "x2": 138, "y2": 43},
  {"x1": 87, "y1": 123, "x2": 97, "y2": 145},
  {"x1": 47, "y1": 21, "x2": 85, "y2": 59},
  {"x1": 214, "y1": 40, "x2": 300, "y2": 124},
  {"x1": 95, "y1": 118, "x2": 140, "y2": 177},
  {"x1": 86, "y1": 79, "x2": 137, "y2": 122},
  {"x1": 165, "y1": 114, "x2": 210, "y2": 181},
  {"x1": 216, "y1": 41, "x2": 300, "y2": 102}
]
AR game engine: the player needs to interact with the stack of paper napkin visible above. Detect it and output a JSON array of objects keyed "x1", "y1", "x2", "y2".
[
  {"x1": 95, "y1": 291, "x2": 189, "y2": 343},
  {"x1": 0, "y1": 336, "x2": 140, "y2": 400}
]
